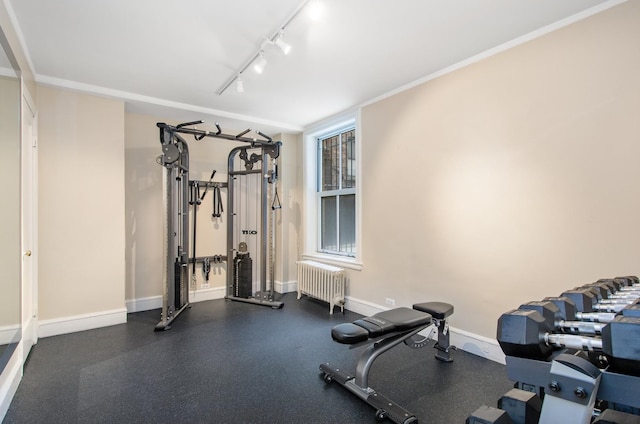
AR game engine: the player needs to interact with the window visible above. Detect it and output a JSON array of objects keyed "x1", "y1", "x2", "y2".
[
  {"x1": 317, "y1": 127, "x2": 356, "y2": 256},
  {"x1": 302, "y1": 111, "x2": 361, "y2": 269}
]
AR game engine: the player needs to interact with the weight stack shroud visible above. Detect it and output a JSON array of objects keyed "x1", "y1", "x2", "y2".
[{"x1": 233, "y1": 252, "x2": 252, "y2": 298}]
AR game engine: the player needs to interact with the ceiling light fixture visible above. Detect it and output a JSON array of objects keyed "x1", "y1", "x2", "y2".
[
  {"x1": 236, "y1": 74, "x2": 244, "y2": 93},
  {"x1": 253, "y1": 51, "x2": 268, "y2": 74},
  {"x1": 216, "y1": 0, "x2": 312, "y2": 95},
  {"x1": 274, "y1": 31, "x2": 291, "y2": 55}
]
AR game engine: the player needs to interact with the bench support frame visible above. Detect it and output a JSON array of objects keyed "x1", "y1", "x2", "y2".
[{"x1": 320, "y1": 324, "x2": 429, "y2": 424}]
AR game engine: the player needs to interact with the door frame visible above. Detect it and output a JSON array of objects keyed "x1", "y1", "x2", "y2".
[{"x1": 21, "y1": 80, "x2": 38, "y2": 359}]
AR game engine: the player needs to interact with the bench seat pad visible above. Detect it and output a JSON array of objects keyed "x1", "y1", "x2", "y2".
[
  {"x1": 413, "y1": 302, "x2": 454, "y2": 320},
  {"x1": 332, "y1": 307, "x2": 432, "y2": 344}
]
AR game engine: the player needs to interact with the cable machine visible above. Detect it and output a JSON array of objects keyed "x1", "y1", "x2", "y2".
[
  {"x1": 227, "y1": 141, "x2": 282, "y2": 307},
  {"x1": 155, "y1": 121, "x2": 283, "y2": 331}
]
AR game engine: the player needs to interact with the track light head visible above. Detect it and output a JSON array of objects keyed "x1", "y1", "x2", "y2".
[
  {"x1": 274, "y1": 32, "x2": 291, "y2": 55},
  {"x1": 236, "y1": 75, "x2": 244, "y2": 93},
  {"x1": 253, "y1": 51, "x2": 268, "y2": 74}
]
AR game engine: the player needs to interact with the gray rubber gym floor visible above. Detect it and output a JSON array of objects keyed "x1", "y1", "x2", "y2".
[{"x1": 4, "y1": 294, "x2": 513, "y2": 423}]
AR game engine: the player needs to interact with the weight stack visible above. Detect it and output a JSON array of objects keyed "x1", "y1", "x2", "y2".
[{"x1": 233, "y1": 252, "x2": 252, "y2": 298}]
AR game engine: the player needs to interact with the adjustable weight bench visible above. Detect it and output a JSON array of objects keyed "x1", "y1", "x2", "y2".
[{"x1": 320, "y1": 302, "x2": 454, "y2": 424}]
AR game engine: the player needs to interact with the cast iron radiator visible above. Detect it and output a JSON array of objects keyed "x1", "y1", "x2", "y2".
[{"x1": 296, "y1": 260, "x2": 345, "y2": 315}]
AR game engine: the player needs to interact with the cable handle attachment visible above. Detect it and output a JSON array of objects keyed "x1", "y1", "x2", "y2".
[
  {"x1": 200, "y1": 169, "x2": 217, "y2": 201},
  {"x1": 271, "y1": 187, "x2": 282, "y2": 210}
]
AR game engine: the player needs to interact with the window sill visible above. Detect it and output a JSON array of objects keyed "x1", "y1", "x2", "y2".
[{"x1": 301, "y1": 253, "x2": 363, "y2": 271}]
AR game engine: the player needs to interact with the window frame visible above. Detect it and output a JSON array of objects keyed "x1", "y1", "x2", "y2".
[
  {"x1": 316, "y1": 127, "x2": 356, "y2": 257},
  {"x1": 302, "y1": 110, "x2": 362, "y2": 270}
]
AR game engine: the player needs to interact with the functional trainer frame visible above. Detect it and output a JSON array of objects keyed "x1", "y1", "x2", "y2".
[
  {"x1": 155, "y1": 121, "x2": 282, "y2": 331},
  {"x1": 226, "y1": 142, "x2": 283, "y2": 308}
]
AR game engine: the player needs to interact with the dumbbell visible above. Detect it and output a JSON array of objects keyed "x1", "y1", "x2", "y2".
[
  {"x1": 578, "y1": 282, "x2": 640, "y2": 302},
  {"x1": 606, "y1": 275, "x2": 640, "y2": 287},
  {"x1": 543, "y1": 295, "x2": 616, "y2": 324},
  {"x1": 594, "y1": 277, "x2": 640, "y2": 296},
  {"x1": 562, "y1": 287, "x2": 640, "y2": 315},
  {"x1": 519, "y1": 300, "x2": 604, "y2": 335},
  {"x1": 497, "y1": 308, "x2": 640, "y2": 375}
]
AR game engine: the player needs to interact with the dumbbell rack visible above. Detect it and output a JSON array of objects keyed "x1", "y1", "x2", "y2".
[{"x1": 468, "y1": 276, "x2": 640, "y2": 424}]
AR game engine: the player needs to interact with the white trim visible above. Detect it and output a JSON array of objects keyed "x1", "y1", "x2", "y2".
[
  {"x1": 2, "y1": 0, "x2": 37, "y2": 76},
  {"x1": 125, "y1": 295, "x2": 162, "y2": 313},
  {"x1": 343, "y1": 296, "x2": 388, "y2": 317},
  {"x1": 343, "y1": 296, "x2": 505, "y2": 364},
  {"x1": 21, "y1": 79, "x2": 38, "y2": 353},
  {"x1": 0, "y1": 65, "x2": 17, "y2": 78},
  {"x1": 301, "y1": 253, "x2": 362, "y2": 271},
  {"x1": 37, "y1": 308, "x2": 127, "y2": 339},
  {"x1": 304, "y1": 107, "x2": 359, "y2": 136},
  {"x1": 450, "y1": 327, "x2": 506, "y2": 365},
  {"x1": 0, "y1": 325, "x2": 19, "y2": 345},
  {"x1": 302, "y1": 109, "x2": 362, "y2": 267},
  {"x1": 125, "y1": 287, "x2": 228, "y2": 313},
  {"x1": 35, "y1": 74, "x2": 303, "y2": 133},
  {"x1": 188, "y1": 286, "x2": 226, "y2": 303},
  {"x1": 275, "y1": 280, "x2": 297, "y2": 294},
  {"x1": 0, "y1": 342, "x2": 22, "y2": 422}
]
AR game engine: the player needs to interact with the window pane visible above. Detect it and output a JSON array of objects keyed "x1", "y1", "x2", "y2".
[
  {"x1": 321, "y1": 135, "x2": 339, "y2": 191},
  {"x1": 341, "y1": 129, "x2": 356, "y2": 189},
  {"x1": 321, "y1": 196, "x2": 337, "y2": 251},
  {"x1": 339, "y1": 195, "x2": 355, "y2": 254}
]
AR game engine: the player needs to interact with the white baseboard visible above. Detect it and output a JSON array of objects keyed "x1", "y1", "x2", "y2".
[
  {"x1": 276, "y1": 280, "x2": 297, "y2": 294},
  {"x1": 189, "y1": 286, "x2": 226, "y2": 303},
  {"x1": 344, "y1": 296, "x2": 505, "y2": 364},
  {"x1": 0, "y1": 325, "x2": 20, "y2": 345},
  {"x1": 38, "y1": 308, "x2": 128, "y2": 339},
  {"x1": 125, "y1": 282, "x2": 298, "y2": 314},
  {"x1": 125, "y1": 295, "x2": 162, "y2": 313},
  {"x1": 449, "y1": 327, "x2": 505, "y2": 364},
  {"x1": 0, "y1": 342, "x2": 23, "y2": 422},
  {"x1": 125, "y1": 287, "x2": 227, "y2": 314}
]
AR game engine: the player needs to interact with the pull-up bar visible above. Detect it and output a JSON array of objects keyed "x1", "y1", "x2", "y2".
[{"x1": 157, "y1": 121, "x2": 273, "y2": 145}]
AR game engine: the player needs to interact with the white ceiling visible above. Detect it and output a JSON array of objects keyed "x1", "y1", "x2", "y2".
[{"x1": 8, "y1": 0, "x2": 619, "y2": 134}]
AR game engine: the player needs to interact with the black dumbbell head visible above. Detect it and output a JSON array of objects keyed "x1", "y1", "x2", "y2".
[
  {"x1": 498, "y1": 388, "x2": 542, "y2": 424},
  {"x1": 601, "y1": 315, "x2": 640, "y2": 376},
  {"x1": 577, "y1": 285, "x2": 608, "y2": 300},
  {"x1": 598, "y1": 278, "x2": 624, "y2": 291},
  {"x1": 543, "y1": 296, "x2": 577, "y2": 321},
  {"x1": 561, "y1": 289, "x2": 597, "y2": 312},
  {"x1": 497, "y1": 309, "x2": 553, "y2": 360},
  {"x1": 614, "y1": 276, "x2": 638, "y2": 287},
  {"x1": 586, "y1": 282, "x2": 615, "y2": 297},
  {"x1": 519, "y1": 301, "x2": 559, "y2": 327}
]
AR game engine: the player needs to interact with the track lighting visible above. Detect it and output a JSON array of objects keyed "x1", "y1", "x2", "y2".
[
  {"x1": 253, "y1": 51, "x2": 268, "y2": 74},
  {"x1": 216, "y1": 0, "x2": 315, "y2": 95},
  {"x1": 236, "y1": 75, "x2": 244, "y2": 93}
]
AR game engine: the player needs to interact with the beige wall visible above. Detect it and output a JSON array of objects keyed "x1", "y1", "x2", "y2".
[
  {"x1": 274, "y1": 132, "x2": 301, "y2": 289},
  {"x1": 125, "y1": 113, "x2": 299, "y2": 303},
  {"x1": 124, "y1": 113, "x2": 167, "y2": 302},
  {"x1": 348, "y1": 1, "x2": 640, "y2": 338},
  {"x1": 37, "y1": 86, "x2": 125, "y2": 319}
]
